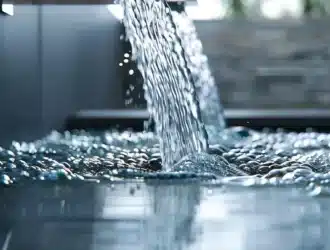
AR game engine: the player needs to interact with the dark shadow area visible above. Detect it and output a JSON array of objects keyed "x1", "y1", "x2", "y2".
[{"x1": 0, "y1": 6, "x2": 42, "y2": 147}]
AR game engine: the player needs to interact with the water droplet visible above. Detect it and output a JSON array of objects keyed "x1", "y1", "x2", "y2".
[
  {"x1": 119, "y1": 63, "x2": 123, "y2": 66},
  {"x1": 124, "y1": 53, "x2": 130, "y2": 58},
  {"x1": 124, "y1": 59, "x2": 129, "y2": 63},
  {"x1": 129, "y1": 69, "x2": 134, "y2": 75}
]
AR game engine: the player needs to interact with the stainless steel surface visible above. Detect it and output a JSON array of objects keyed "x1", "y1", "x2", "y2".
[{"x1": 1, "y1": 181, "x2": 329, "y2": 250}]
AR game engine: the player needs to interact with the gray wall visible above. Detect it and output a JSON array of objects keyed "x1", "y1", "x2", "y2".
[
  {"x1": 0, "y1": 5, "x2": 123, "y2": 146},
  {"x1": 0, "y1": 6, "x2": 42, "y2": 146},
  {"x1": 123, "y1": 17, "x2": 330, "y2": 110},
  {"x1": 194, "y1": 19, "x2": 330, "y2": 108}
]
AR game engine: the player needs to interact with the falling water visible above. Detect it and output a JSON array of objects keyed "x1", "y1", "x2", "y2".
[
  {"x1": 171, "y1": 10, "x2": 227, "y2": 143},
  {"x1": 121, "y1": 0, "x2": 208, "y2": 170}
]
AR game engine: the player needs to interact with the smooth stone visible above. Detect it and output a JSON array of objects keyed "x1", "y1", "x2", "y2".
[
  {"x1": 258, "y1": 166, "x2": 270, "y2": 174},
  {"x1": 6, "y1": 150, "x2": 15, "y2": 157},
  {"x1": 20, "y1": 171, "x2": 30, "y2": 177},
  {"x1": 0, "y1": 174, "x2": 11, "y2": 185},
  {"x1": 148, "y1": 158, "x2": 162, "y2": 171},
  {"x1": 268, "y1": 164, "x2": 281, "y2": 170},
  {"x1": 264, "y1": 169, "x2": 284, "y2": 179}
]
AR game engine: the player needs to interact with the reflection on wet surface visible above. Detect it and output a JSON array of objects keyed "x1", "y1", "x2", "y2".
[{"x1": 0, "y1": 181, "x2": 329, "y2": 250}]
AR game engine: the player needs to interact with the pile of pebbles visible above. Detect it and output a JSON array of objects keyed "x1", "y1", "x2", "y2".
[
  {"x1": 0, "y1": 131, "x2": 161, "y2": 185},
  {"x1": 223, "y1": 130, "x2": 330, "y2": 185},
  {"x1": 1, "y1": 128, "x2": 330, "y2": 185}
]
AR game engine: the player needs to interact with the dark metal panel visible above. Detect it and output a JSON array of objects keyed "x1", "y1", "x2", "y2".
[
  {"x1": 41, "y1": 5, "x2": 124, "y2": 133},
  {"x1": 0, "y1": 6, "x2": 42, "y2": 146}
]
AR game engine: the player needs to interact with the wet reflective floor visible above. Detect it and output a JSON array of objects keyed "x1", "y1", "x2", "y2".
[{"x1": 0, "y1": 181, "x2": 329, "y2": 250}]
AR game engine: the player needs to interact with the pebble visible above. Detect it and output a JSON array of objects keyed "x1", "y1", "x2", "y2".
[
  {"x1": 236, "y1": 155, "x2": 253, "y2": 163},
  {"x1": 264, "y1": 169, "x2": 284, "y2": 179},
  {"x1": 0, "y1": 174, "x2": 11, "y2": 185},
  {"x1": 148, "y1": 158, "x2": 162, "y2": 171},
  {"x1": 258, "y1": 166, "x2": 270, "y2": 174},
  {"x1": 208, "y1": 146, "x2": 225, "y2": 156},
  {"x1": 20, "y1": 171, "x2": 30, "y2": 177}
]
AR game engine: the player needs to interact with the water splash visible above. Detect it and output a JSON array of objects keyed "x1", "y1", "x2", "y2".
[
  {"x1": 171, "y1": 10, "x2": 226, "y2": 143},
  {"x1": 173, "y1": 153, "x2": 247, "y2": 176},
  {"x1": 121, "y1": 0, "x2": 208, "y2": 170}
]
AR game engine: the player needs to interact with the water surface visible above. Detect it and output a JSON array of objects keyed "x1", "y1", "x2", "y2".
[{"x1": 0, "y1": 181, "x2": 328, "y2": 250}]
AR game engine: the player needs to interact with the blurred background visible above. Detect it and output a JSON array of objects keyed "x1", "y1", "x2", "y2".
[
  {"x1": 1, "y1": 0, "x2": 330, "y2": 145},
  {"x1": 122, "y1": 0, "x2": 330, "y2": 109}
]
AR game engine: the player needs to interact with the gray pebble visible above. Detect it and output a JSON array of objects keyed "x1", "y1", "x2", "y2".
[{"x1": 258, "y1": 166, "x2": 270, "y2": 174}]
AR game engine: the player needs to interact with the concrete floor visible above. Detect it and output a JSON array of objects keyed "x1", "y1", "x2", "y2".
[{"x1": 0, "y1": 181, "x2": 329, "y2": 250}]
